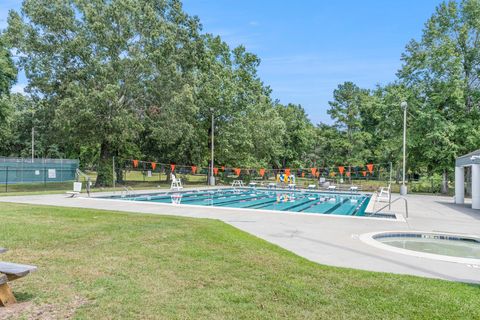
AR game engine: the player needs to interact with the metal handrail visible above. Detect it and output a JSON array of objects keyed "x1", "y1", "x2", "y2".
[
  {"x1": 121, "y1": 186, "x2": 135, "y2": 198},
  {"x1": 373, "y1": 196, "x2": 409, "y2": 219},
  {"x1": 75, "y1": 169, "x2": 91, "y2": 197}
]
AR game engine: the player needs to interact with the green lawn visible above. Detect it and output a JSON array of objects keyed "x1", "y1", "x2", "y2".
[{"x1": 0, "y1": 203, "x2": 477, "y2": 319}]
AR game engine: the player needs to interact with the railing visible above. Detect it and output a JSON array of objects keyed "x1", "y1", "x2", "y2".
[
  {"x1": 121, "y1": 186, "x2": 135, "y2": 198},
  {"x1": 373, "y1": 196, "x2": 409, "y2": 219},
  {"x1": 76, "y1": 169, "x2": 92, "y2": 196}
]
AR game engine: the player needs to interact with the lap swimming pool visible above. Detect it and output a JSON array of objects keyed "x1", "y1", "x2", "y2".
[{"x1": 104, "y1": 188, "x2": 372, "y2": 216}]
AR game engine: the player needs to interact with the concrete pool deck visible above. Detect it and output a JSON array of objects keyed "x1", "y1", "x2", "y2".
[{"x1": 1, "y1": 190, "x2": 479, "y2": 283}]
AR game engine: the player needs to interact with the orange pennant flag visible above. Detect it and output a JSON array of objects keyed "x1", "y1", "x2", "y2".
[
  {"x1": 191, "y1": 166, "x2": 197, "y2": 174},
  {"x1": 301, "y1": 172, "x2": 305, "y2": 178},
  {"x1": 221, "y1": 166, "x2": 225, "y2": 171},
  {"x1": 170, "y1": 164, "x2": 175, "y2": 172},
  {"x1": 310, "y1": 168, "x2": 317, "y2": 176},
  {"x1": 151, "y1": 162, "x2": 156, "y2": 170},
  {"x1": 285, "y1": 168, "x2": 291, "y2": 176},
  {"x1": 133, "y1": 160, "x2": 139, "y2": 168},
  {"x1": 366, "y1": 163, "x2": 374, "y2": 173},
  {"x1": 213, "y1": 167, "x2": 219, "y2": 175},
  {"x1": 259, "y1": 168, "x2": 265, "y2": 177},
  {"x1": 362, "y1": 171, "x2": 367, "y2": 177},
  {"x1": 346, "y1": 171, "x2": 351, "y2": 177},
  {"x1": 338, "y1": 166, "x2": 345, "y2": 175},
  {"x1": 315, "y1": 171, "x2": 320, "y2": 178},
  {"x1": 234, "y1": 168, "x2": 241, "y2": 176},
  {"x1": 330, "y1": 171, "x2": 336, "y2": 177}
]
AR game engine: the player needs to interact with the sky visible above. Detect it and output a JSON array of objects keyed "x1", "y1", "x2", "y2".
[{"x1": 1, "y1": 0, "x2": 444, "y2": 124}]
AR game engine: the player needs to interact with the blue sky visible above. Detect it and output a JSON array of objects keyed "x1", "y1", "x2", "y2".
[{"x1": 1, "y1": 0, "x2": 444, "y2": 124}]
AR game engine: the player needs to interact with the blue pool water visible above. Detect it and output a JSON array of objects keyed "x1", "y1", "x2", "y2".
[{"x1": 107, "y1": 188, "x2": 371, "y2": 216}]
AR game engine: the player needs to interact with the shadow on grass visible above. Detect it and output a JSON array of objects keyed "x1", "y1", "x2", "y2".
[{"x1": 13, "y1": 291, "x2": 35, "y2": 303}]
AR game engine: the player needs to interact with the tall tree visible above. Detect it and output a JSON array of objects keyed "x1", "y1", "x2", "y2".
[
  {"x1": 327, "y1": 82, "x2": 370, "y2": 165},
  {"x1": 275, "y1": 103, "x2": 315, "y2": 168},
  {"x1": 399, "y1": 0, "x2": 480, "y2": 191},
  {"x1": 7, "y1": 0, "x2": 203, "y2": 186},
  {"x1": 0, "y1": 34, "x2": 17, "y2": 138}
]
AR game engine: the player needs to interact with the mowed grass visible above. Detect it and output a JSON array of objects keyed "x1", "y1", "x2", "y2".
[{"x1": 0, "y1": 203, "x2": 477, "y2": 319}]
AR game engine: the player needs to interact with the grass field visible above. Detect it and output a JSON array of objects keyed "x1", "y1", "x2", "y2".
[{"x1": 0, "y1": 203, "x2": 477, "y2": 319}]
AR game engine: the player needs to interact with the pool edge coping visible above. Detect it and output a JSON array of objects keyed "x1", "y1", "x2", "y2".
[
  {"x1": 80, "y1": 193, "x2": 405, "y2": 222},
  {"x1": 359, "y1": 231, "x2": 480, "y2": 265}
]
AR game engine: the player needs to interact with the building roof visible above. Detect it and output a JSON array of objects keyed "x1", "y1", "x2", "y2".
[{"x1": 456, "y1": 149, "x2": 480, "y2": 166}]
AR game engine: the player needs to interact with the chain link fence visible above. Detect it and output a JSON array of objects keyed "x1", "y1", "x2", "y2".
[
  {"x1": 0, "y1": 157, "x2": 456, "y2": 195},
  {"x1": 0, "y1": 157, "x2": 79, "y2": 193}
]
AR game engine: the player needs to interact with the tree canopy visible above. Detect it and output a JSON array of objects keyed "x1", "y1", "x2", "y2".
[{"x1": 1, "y1": 0, "x2": 479, "y2": 188}]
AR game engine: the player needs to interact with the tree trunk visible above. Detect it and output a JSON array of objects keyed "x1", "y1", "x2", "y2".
[
  {"x1": 115, "y1": 165, "x2": 124, "y2": 184},
  {"x1": 441, "y1": 169, "x2": 448, "y2": 194},
  {"x1": 95, "y1": 142, "x2": 114, "y2": 187}
]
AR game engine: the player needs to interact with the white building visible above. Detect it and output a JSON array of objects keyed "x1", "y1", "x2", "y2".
[{"x1": 455, "y1": 149, "x2": 480, "y2": 210}]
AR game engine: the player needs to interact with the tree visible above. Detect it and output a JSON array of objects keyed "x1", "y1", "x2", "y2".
[
  {"x1": 327, "y1": 82, "x2": 371, "y2": 165},
  {"x1": 0, "y1": 34, "x2": 17, "y2": 139},
  {"x1": 399, "y1": 0, "x2": 480, "y2": 192},
  {"x1": 7, "y1": 0, "x2": 203, "y2": 186},
  {"x1": 274, "y1": 103, "x2": 315, "y2": 168}
]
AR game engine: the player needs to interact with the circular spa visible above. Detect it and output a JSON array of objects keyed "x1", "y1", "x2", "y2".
[{"x1": 360, "y1": 231, "x2": 480, "y2": 264}]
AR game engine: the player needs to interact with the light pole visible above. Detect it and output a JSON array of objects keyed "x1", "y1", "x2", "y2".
[
  {"x1": 209, "y1": 108, "x2": 215, "y2": 186},
  {"x1": 31, "y1": 106, "x2": 35, "y2": 162},
  {"x1": 400, "y1": 101, "x2": 408, "y2": 195}
]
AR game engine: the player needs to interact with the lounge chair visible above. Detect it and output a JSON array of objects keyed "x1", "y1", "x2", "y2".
[
  {"x1": 327, "y1": 185, "x2": 336, "y2": 191},
  {"x1": 231, "y1": 180, "x2": 245, "y2": 187}
]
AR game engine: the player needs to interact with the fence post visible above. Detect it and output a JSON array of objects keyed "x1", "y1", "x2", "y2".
[
  {"x1": 112, "y1": 156, "x2": 116, "y2": 194},
  {"x1": 44, "y1": 166, "x2": 47, "y2": 189},
  {"x1": 5, "y1": 167, "x2": 8, "y2": 193}
]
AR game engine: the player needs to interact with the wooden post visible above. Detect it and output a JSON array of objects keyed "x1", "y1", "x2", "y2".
[{"x1": 0, "y1": 274, "x2": 16, "y2": 306}]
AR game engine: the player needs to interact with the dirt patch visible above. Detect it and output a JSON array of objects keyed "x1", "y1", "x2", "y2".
[{"x1": 0, "y1": 296, "x2": 88, "y2": 320}]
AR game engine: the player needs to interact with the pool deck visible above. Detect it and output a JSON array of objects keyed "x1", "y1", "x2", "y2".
[{"x1": 1, "y1": 189, "x2": 479, "y2": 283}]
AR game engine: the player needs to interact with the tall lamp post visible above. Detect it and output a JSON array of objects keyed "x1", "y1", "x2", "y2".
[
  {"x1": 400, "y1": 101, "x2": 408, "y2": 195},
  {"x1": 31, "y1": 105, "x2": 35, "y2": 162},
  {"x1": 209, "y1": 108, "x2": 215, "y2": 186}
]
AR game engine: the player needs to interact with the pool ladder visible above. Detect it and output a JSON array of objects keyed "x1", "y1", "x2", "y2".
[
  {"x1": 373, "y1": 196, "x2": 409, "y2": 219},
  {"x1": 121, "y1": 186, "x2": 135, "y2": 199}
]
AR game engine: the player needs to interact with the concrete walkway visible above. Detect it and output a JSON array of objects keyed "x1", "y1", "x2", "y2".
[{"x1": 1, "y1": 190, "x2": 479, "y2": 283}]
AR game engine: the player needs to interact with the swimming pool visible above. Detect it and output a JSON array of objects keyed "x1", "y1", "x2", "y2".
[{"x1": 105, "y1": 188, "x2": 372, "y2": 216}]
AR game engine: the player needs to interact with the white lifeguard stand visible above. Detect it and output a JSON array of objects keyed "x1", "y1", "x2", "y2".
[{"x1": 170, "y1": 174, "x2": 183, "y2": 191}]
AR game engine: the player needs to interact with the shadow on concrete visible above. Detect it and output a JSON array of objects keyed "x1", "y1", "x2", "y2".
[
  {"x1": 434, "y1": 200, "x2": 480, "y2": 221},
  {"x1": 295, "y1": 234, "x2": 479, "y2": 284}
]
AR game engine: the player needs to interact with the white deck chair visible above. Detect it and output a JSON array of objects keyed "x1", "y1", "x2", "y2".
[
  {"x1": 267, "y1": 182, "x2": 276, "y2": 189},
  {"x1": 231, "y1": 180, "x2": 245, "y2": 187},
  {"x1": 327, "y1": 185, "x2": 336, "y2": 191},
  {"x1": 170, "y1": 174, "x2": 183, "y2": 191},
  {"x1": 66, "y1": 182, "x2": 82, "y2": 197},
  {"x1": 349, "y1": 185, "x2": 359, "y2": 192},
  {"x1": 377, "y1": 184, "x2": 391, "y2": 202}
]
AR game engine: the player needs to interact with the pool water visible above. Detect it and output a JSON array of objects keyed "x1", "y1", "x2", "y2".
[
  {"x1": 377, "y1": 234, "x2": 480, "y2": 259},
  {"x1": 109, "y1": 188, "x2": 371, "y2": 216}
]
